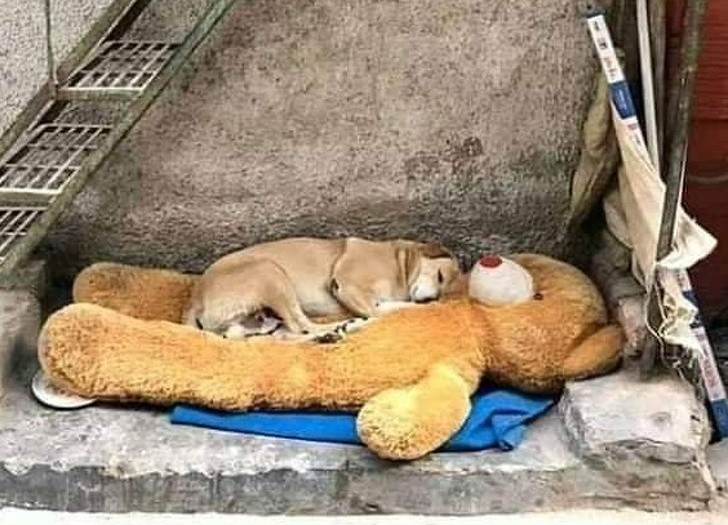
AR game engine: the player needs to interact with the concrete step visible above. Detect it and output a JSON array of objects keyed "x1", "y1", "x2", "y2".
[
  {"x1": 0, "y1": 354, "x2": 715, "y2": 514},
  {"x1": 0, "y1": 357, "x2": 579, "y2": 514},
  {"x1": 0, "y1": 266, "x2": 718, "y2": 515}
]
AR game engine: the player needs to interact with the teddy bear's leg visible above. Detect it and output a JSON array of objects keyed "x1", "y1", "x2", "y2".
[
  {"x1": 561, "y1": 324, "x2": 625, "y2": 381},
  {"x1": 73, "y1": 262, "x2": 197, "y2": 323},
  {"x1": 356, "y1": 363, "x2": 473, "y2": 460},
  {"x1": 40, "y1": 303, "x2": 467, "y2": 411}
]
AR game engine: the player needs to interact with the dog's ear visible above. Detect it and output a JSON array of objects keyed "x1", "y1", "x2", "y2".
[
  {"x1": 418, "y1": 242, "x2": 453, "y2": 260},
  {"x1": 396, "y1": 244, "x2": 421, "y2": 286}
]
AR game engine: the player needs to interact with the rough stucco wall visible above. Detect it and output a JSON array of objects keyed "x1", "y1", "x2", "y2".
[
  {"x1": 49, "y1": 0, "x2": 116, "y2": 65},
  {"x1": 0, "y1": 0, "x2": 118, "y2": 140},
  {"x1": 0, "y1": 0, "x2": 47, "y2": 138},
  {"x1": 127, "y1": 0, "x2": 212, "y2": 41},
  {"x1": 43, "y1": 0, "x2": 600, "y2": 275}
]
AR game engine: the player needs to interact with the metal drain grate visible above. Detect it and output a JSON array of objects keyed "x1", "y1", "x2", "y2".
[
  {"x1": 0, "y1": 207, "x2": 45, "y2": 261},
  {"x1": 0, "y1": 124, "x2": 111, "y2": 200},
  {"x1": 63, "y1": 40, "x2": 180, "y2": 95}
]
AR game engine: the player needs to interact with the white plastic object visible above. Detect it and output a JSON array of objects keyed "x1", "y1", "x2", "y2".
[
  {"x1": 468, "y1": 254, "x2": 535, "y2": 307},
  {"x1": 31, "y1": 369, "x2": 96, "y2": 409}
]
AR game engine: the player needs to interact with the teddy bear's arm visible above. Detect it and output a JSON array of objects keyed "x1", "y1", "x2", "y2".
[
  {"x1": 561, "y1": 324, "x2": 624, "y2": 381},
  {"x1": 73, "y1": 262, "x2": 196, "y2": 322},
  {"x1": 39, "y1": 302, "x2": 481, "y2": 413}
]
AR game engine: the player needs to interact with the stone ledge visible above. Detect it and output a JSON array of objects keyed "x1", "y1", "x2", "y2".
[
  {"x1": 0, "y1": 357, "x2": 587, "y2": 514},
  {"x1": 560, "y1": 364, "x2": 714, "y2": 509},
  {"x1": 0, "y1": 256, "x2": 717, "y2": 514},
  {"x1": 0, "y1": 261, "x2": 46, "y2": 397},
  {"x1": 0, "y1": 260, "x2": 47, "y2": 298},
  {"x1": 0, "y1": 357, "x2": 717, "y2": 514},
  {"x1": 708, "y1": 440, "x2": 728, "y2": 498},
  {"x1": 589, "y1": 231, "x2": 647, "y2": 357}
]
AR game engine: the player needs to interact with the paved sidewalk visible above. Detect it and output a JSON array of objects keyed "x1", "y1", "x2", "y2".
[{"x1": 2, "y1": 509, "x2": 728, "y2": 525}]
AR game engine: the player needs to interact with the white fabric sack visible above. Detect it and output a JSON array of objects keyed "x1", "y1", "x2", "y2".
[
  {"x1": 604, "y1": 102, "x2": 717, "y2": 352},
  {"x1": 605, "y1": 103, "x2": 717, "y2": 288}
]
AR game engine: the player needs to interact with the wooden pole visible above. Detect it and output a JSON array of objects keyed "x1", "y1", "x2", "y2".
[
  {"x1": 637, "y1": 0, "x2": 660, "y2": 168},
  {"x1": 641, "y1": 0, "x2": 708, "y2": 372},
  {"x1": 657, "y1": 0, "x2": 707, "y2": 263},
  {"x1": 649, "y1": 0, "x2": 666, "y2": 169},
  {"x1": 636, "y1": 0, "x2": 665, "y2": 375}
]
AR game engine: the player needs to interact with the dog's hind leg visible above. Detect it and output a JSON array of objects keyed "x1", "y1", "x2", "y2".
[
  {"x1": 273, "y1": 289, "x2": 351, "y2": 338},
  {"x1": 197, "y1": 258, "x2": 353, "y2": 340},
  {"x1": 257, "y1": 262, "x2": 353, "y2": 338}
]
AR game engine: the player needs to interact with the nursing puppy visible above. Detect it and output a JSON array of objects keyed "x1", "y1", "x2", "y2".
[{"x1": 185, "y1": 237, "x2": 461, "y2": 341}]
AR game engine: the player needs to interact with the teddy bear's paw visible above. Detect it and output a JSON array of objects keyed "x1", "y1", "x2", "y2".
[
  {"x1": 357, "y1": 388, "x2": 431, "y2": 460},
  {"x1": 356, "y1": 365, "x2": 472, "y2": 461}
]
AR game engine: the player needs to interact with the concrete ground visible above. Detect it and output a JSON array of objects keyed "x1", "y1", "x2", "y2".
[
  {"x1": 0, "y1": 272, "x2": 723, "y2": 515},
  {"x1": 1, "y1": 509, "x2": 728, "y2": 525},
  {"x1": 0, "y1": 353, "x2": 717, "y2": 514}
]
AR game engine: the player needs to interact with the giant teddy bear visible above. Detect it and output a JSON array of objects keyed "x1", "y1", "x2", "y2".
[{"x1": 38, "y1": 253, "x2": 624, "y2": 460}]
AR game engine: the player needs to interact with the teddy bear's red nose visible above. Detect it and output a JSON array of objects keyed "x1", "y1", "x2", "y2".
[{"x1": 479, "y1": 254, "x2": 502, "y2": 268}]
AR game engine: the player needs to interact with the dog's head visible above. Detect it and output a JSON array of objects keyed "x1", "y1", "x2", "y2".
[{"x1": 396, "y1": 241, "x2": 462, "y2": 303}]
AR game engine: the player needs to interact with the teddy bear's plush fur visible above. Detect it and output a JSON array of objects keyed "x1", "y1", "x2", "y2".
[{"x1": 38, "y1": 254, "x2": 624, "y2": 460}]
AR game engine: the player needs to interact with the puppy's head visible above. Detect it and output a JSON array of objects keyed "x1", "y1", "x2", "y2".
[
  {"x1": 223, "y1": 308, "x2": 282, "y2": 339},
  {"x1": 397, "y1": 241, "x2": 461, "y2": 303},
  {"x1": 192, "y1": 307, "x2": 282, "y2": 339}
]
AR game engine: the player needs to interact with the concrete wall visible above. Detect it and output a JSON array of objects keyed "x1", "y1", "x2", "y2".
[
  {"x1": 0, "y1": 0, "x2": 47, "y2": 137},
  {"x1": 0, "y1": 0, "x2": 117, "y2": 139},
  {"x1": 49, "y1": 0, "x2": 117, "y2": 66},
  {"x1": 13, "y1": 0, "x2": 601, "y2": 275}
]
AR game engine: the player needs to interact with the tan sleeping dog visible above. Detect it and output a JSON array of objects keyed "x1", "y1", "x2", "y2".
[{"x1": 185, "y1": 237, "x2": 461, "y2": 340}]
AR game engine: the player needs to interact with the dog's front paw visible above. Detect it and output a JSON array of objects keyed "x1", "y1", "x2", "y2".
[{"x1": 339, "y1": 317, "x2": 371, "y2": 334}]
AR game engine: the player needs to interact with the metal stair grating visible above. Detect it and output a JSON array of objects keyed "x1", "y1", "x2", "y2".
[
  {"x1": 0, "y1": 124, "x2": 112, "y2": 192},
  {"x1": 63, "y1": 40, "x2": 180, "y2": 94},
  {"x1": 0, "y1": 207, "x2": 45, "y2": 261},
  {"x1": 0, "y1": 0, "x2": 237, "y2": 277}
]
